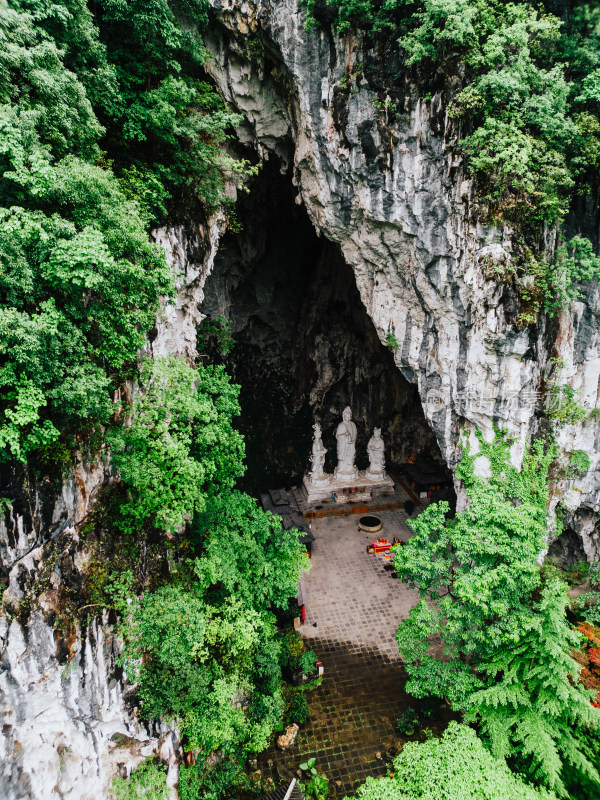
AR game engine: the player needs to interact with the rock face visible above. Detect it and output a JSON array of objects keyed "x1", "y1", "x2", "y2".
[
  {"x1": 203, "y1": 0, "x2": 599, "y2": 527},
  {"x1": 0, "y1": 218, "x2": 221, "y2": 799},
  {"x1": 0, "y1": 609, "x2": 179, "y2": 800}
]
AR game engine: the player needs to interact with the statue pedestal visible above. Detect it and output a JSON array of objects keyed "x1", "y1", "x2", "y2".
[
  {"x1": 334, "y1": 466, "x2": 359, "y2": 482},
  {"x1": 301, "y1": 470, "x2": 395, "y2": 506}
]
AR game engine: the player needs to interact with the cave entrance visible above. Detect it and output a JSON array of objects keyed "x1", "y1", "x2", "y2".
[{"x1": 202, "y1": 160, "x2": 450, "y2": 498}]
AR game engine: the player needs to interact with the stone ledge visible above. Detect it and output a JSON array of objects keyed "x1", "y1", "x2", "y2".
[{"x1": 301, "y1": 471, "x2": 395, "y2": 505}]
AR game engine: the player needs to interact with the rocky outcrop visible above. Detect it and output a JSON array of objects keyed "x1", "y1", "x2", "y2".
[
  {"x1": 149, "y1": 214, "x2": 226, "y2": 360},
  {"x1": 0, "y1": 609, "x2": 178, "y2": 800},
  {"x1": 0, "y1": 216, "x2": 223, "y2": 799},
  {"x1": 203, "y1": 0, "x2": 599, "y2": 524}
]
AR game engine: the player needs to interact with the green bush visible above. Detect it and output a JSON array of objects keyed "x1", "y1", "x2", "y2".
[
  {"x1": 111, "y1": 758, "x2": 169, "y2": 800},
  {"x1": 395, "y1": 707, "x2": 419, "y2": 736},
  {"x1": 570, "y1": 449, "x2": 592, "y2": 477},
  {"x1": 107, "y1": 356, "x2": 244, "y2": 535},
  {"x1": 353, "y1": 722, "x2": 558, "y2": 800},
  {"x1": 548, "y1": 384, "x2": 586, "y2": 425},
  {"x1": 178, "y1": 755, "x2": 250, "y2": 800},
  {"x1": 288, "y1": 691, "x2": 310, "y2": 724},
  {"x1": 299, "y1": 758, "x2": 330, "y2": 800},
  {"x1": 281, "y1": 631, "x2": 318, "y2": 676}
]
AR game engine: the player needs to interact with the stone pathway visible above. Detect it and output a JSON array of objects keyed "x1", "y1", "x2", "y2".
[{"x1": 259, "y1": 509, "x2": 421, "y2": 798}]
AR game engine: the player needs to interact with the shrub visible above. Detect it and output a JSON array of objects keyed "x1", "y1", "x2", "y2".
[
  {"x1": 281, "y1": 631, "x2": 317, "y2": 676},
  {"x1": 288, "y1": 691, "x2": 310, "y2": 724},
  {"x1": 353, "y1": 722, "x2": 559, "y2": 800},
  {"x1": 299, "y1": 758, "x2": 330, "y2": 800},
  {"x1": 110, "y1": 758, "x2": 169, "y2": 800},
  {"x1": 396, "y1": 707, "x2": 419, "y2": 736},
  {"x1": 178, "y1": 755, "x2": 250, "y2": 800},
  {"x1": 548, "y1": 384, "x2": 586, "y2": 425},
  {"x1": 570, "y1": 449, "x2": 592, "y2": 477}
]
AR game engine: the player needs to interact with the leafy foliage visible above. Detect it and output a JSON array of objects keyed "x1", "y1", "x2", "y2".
[
  {"x1": 178, "y1": 753, "x2": 251, "y2": 800},
  {"x1": 120, "y1": 519, "x2": 307, "y2": 753},
  {"x1": 569, "y1": 448, "x2": 591, "y2": 477},
  {"x1": 0, "y1": 16, "x2": 174, "y2": 459},
  {"x1": 280, "y1": 630, "x2": 318, "y2": 676},
  {"x1": 466, "y1": 580, "x2": 600, "y2": 796},
  {"x1": 395, "y1": 706, "x2": 419, "y2": 736},
  {"x1": 108, "y1": 357, "x2": 244, "y2": 534},
  {"x1": 352, "y1": 721, "x2": 558, "y2": 800},
  {"x1": 394, "y1": 429, "x2": 600, "y2": 794},
  {"x1": 0, "y1": 0, "x2": 256, "y2": 464},
  {"x1": 395, "y1": 430, "x2": 553, "y2": 704},
  {"x1": 121, "y1": 585, "x2": 281, "y2": 754},
  {"x1": 300, "y1": 757, "x2": 330, "y2": 800},
  {"x1": 288, "y1": 691, "x2": 310, "y2": 724},
  {"x1": 572, "y1": 563, "x2": 600, "y2": 626},
  {"x1": 197, "y1": 315, "x2": 236, "y2": 357},
  {"x1": 110, "y1": 757, "x2": 169, "y2": 800},
  {"x1": 548, "y1": 383, "x2": 587, "y2": 425},
  {"x1": 105, "y1": 354, "x2": 308, "y2": 755},
  {"x1": 93, "y1": 0, "x2": 256, "y2": 216}
]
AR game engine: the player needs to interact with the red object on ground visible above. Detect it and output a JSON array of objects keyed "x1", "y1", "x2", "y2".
[
  {"x1": 371, "y1": 538, "x2": 393, "y2": 553},
  {"x1": 301, "y1": 604, "x2": 306, "y2": 623}
]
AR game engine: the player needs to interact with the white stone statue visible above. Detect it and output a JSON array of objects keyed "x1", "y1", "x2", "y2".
[
  {"x1": 367, "y1": 427, "x2": 386, "y2": 479},
  {"x1": 309, "y1": 423, "x2": 329, "y2": 485},
  {"x1": 335, "y1": 406, "x2": 358, "y2": 479}
]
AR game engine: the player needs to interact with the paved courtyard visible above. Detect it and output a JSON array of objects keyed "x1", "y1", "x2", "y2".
[{"x1": 259, "y1": 508, "x2": 421, "y2": 797}]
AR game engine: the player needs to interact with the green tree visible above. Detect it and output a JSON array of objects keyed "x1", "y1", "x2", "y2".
[
  {"x1": 466, "y1": 580, "x2": 600, "y2": 796},
  {"x1": 120, "y1": 489, "x2": 308, "y2": 755},
  {"x1": 352, "y1": 721, "x2": 558, "y2": 800},
  {"x1": 94, "y1": 0, "x2": 256, "y2": 216},
  {"x1": 121, "y1": 585, "x2": 280, "y2": 754},
  {"x1": 394, "y1": 430, "x2": 600, "y2": 794},
  {"x1": 395, "y1": 431, "x2": 553, "y2": 705},
  {"x1": 108, "y1": 356, "x2": 244, "y2": 534}
]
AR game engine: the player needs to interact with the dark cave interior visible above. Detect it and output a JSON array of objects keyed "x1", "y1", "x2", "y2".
[{"x1": 202, "y1": 160, "x2": 451, "y2": 495}]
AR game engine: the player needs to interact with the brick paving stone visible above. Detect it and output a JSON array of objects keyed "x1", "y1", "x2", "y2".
[{"x1": 258, "y1": 509, "x2": 421, "y2": 797}]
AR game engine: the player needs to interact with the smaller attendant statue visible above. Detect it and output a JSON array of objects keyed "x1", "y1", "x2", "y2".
[
  {"x1": 309, "y1": 423, "x2": 329, "y2": 485},
  {"x1": 366, "y1": 427, "x2": 386, "y2": 480}
]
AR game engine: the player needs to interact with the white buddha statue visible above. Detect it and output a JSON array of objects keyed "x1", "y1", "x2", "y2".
[
  {"x1": 334, "y1": 406, "x2": 358, "y2": 480},
  {"x1": 366, "y1": 427, "x2": 386, "y2": 480},
  {"x1": 309, "y1": 422, "x2": 329, "y2": 485}
]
